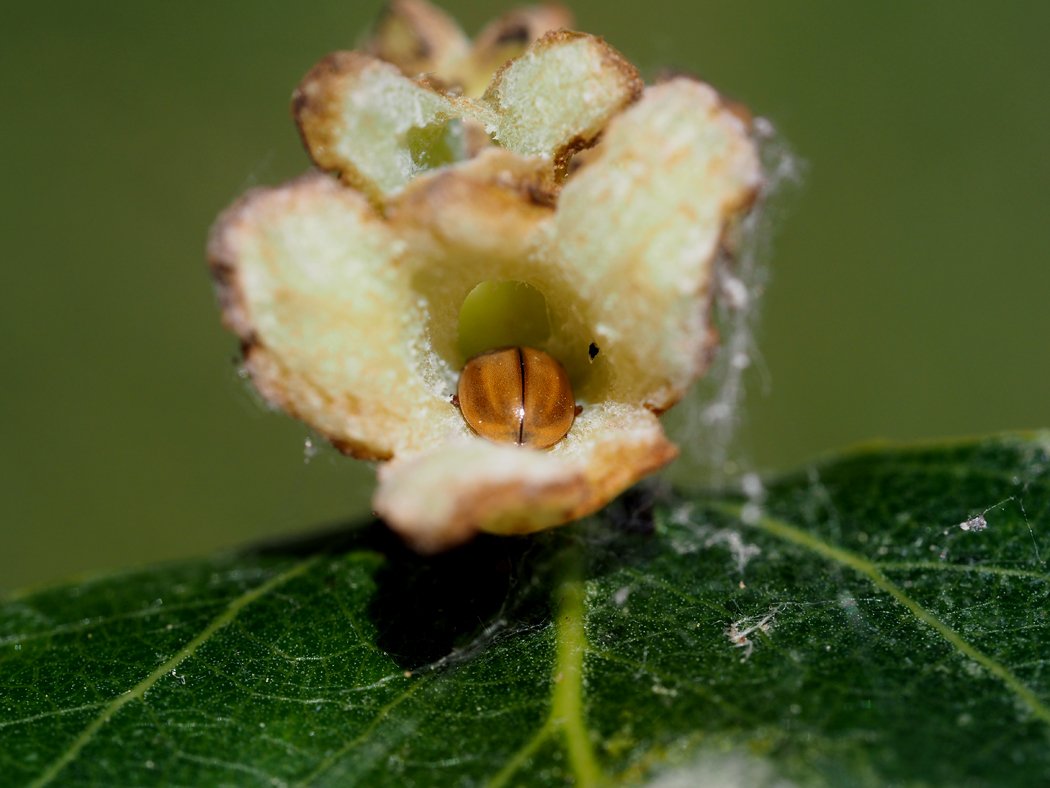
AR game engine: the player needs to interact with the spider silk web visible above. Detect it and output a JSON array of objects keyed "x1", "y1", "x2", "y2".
[{"x1": 671, "y1": 117, "x2": 804, "y2": 489}]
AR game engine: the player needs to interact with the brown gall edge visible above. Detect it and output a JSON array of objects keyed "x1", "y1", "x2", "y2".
[
  {"x1": 291, "y1": 52, "x2": 367, "y2": 189},
  {"x1": 643, "y1": 210, "x2": 758, "y2": 418},
  {"x1": 292, "y1": 50, "x2": 478, "y2": 210},
  {"x1": 388, "y1": 433, "x2": 678, "y2": 553},
  {"x1": 207, "y1": 175, "x2": 395, "y2": 463},
  {"x1": 464, "y1": 5, "x2": 576, "y2": 95},
  {"x1": 472, "y1": 4, "x2": 575, "y2": 54},
  {"x1": 642, "y1": 223, "x2": 753, "y2": 418},
  {"x1": 206, "y1": 185, "x2": 271, "y2": 340},
  {"x1": 242, "y1": 342, "x2": 395, "y2": 463},
  {"x1": 484, "y1": 30, "x2": 644, "y2": 181},
  {"x1": 387, "y1": 149, "x2": 558, "y2": 235},
  {"x1": 553, "y1": 132, "x2": 596, "y2": 182},
  {"x1": 364, "y1": 0, "x2": 469, "y2": 77},
  {"x1": 400, "y1": 405, "x2": 678, "y2": 550},
  {"x1": 207, "y1": 173, "x2": 350, "y2": 340},
  {"x1": 596, "y1": 78, "x2": 763, "y2": 415},
  {"x1": 425, "y1": 476, "x2": 586, "y2": 551}
]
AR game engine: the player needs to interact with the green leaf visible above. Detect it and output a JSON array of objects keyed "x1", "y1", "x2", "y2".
[{"x1": 3, "y1": 435, "x2": 1049, "y2": 786}]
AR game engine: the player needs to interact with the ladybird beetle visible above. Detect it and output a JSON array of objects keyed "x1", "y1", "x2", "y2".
[{"x1": 456, "y1": 347, "x2": 575, "y2": 449}]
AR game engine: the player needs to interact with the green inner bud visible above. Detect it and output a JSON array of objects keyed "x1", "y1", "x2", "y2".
[
  {"x1": 406, "y1": 119, "x2": 466, "y2": 173},
  {"x1": 457, "y1": 280, "x2": 551, "y2": 361}
]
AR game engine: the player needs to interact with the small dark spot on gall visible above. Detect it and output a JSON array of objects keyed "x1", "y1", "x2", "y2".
[
  {"x1": 566, "y1": 155, "x2": 587, "y2": 176},
  {"x1": 451, "y1": 393, "x2": 460, "y2": 408},
  {"x1": 588, "y1": 342, "x2": 600, "y2": 359},
  {"x1": 574, "y1": 404, "x2": 583, "y2": 417},
  {"x1": 210, "y1": 260, "x2": 233, "y2": 285},
  {"x1": 495, "y1": 24, "x2": 530, "y2": 45},
  {"x1": 239, "y1": 334, "x2": 259, "y2": 357},
  {"x1": 524, "y1": 183, "x2": 556, "y2": 208}
]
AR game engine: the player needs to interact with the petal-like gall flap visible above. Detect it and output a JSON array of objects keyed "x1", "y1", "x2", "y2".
[
  {"x1": 364, "y1": 1, "x2": 574, "y2": 98},
  {"x1": 365, "y1": 0, "x2": 471, "y2": 79},
  {"x1": 553, "y1": 78, "x2": 762, "y2": 411},
  {"x1": 374, "y1": 403, "x2": 678, "y2": 551},
  {"x1": 463, "y1": 4, "x2": 575, "y2": 96},
  {"x1": 208, "y1": 173, "x2": 458, "y2": 459},
  {"x1": 294, "y1": 31, "x2": 643, "y2": 200},
  {"x1": 294, "y1": 52, "x2": 472, "y2": 201},
  {"x1": 482, "y1": 31, "x2": 643, "y2": 170}
]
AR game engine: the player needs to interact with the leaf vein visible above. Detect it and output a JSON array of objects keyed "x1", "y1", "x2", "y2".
[
  {"x1": 878, "y1": 560, "x2": 1050, "y2": 584},
  {"x1": 722, "y1": 504, "x2": 1050, "y2": 728},
  {"x1": 26, "y1": 556, "x2": 321, "y2": 788},
  {"x1": 0, "y1": 701, "x2": 107, "y2": 730}
]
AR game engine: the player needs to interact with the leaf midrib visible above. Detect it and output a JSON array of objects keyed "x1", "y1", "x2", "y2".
[{"x1": 487, "y1": 546, "x2": 602, "y2": 788}]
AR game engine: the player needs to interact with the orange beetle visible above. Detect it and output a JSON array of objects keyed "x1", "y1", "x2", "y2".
[{"x1": 456, "y1": 347, "x2": 576, "y2": 449}]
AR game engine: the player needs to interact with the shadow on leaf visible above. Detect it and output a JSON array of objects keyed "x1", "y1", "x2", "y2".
[
  {"x1": 243, "y1": 483, "x2": 668, "y2": 670},
  {"x1": 246, "y1": 517, "x2": 553, "y2": 670}
]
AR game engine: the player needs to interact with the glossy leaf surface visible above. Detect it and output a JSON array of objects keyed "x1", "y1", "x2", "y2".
[{"x1": 2, "y1": 435, "x2": 1048, "y2": 786}]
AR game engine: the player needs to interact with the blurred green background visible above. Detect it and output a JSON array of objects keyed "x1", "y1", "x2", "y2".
[{"x1": 2, "y1": 2, "x2": 1048, "y2": 591}]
